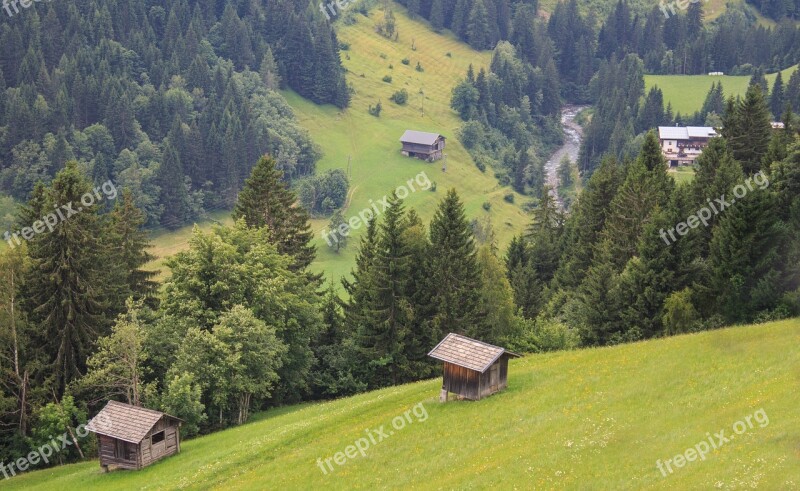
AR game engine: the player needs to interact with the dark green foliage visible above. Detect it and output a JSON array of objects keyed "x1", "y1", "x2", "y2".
[
  {"x1": 19, "y1": 163, "x2": 110, "y2": 394},
  {"x1": 390, "y1": 89, "x2": 409, "y2": 105},
  {"x1": 233, "y1": 156, "x2": 317, "y2": 275},
  {"x1": 0, "y1": 0, "x2": 330, "y2": 228},
  {"x1": 109, "y1": 189, "x2": 159, "y2": 307},
  {"x1": 428, "y1": 189, "x2": 484, "y2": 340},
  {"x1": 369, "y1": 101, "x2": 383, "y2": 117},
  {"x1": 310, "y1": 283, "x2": 365, "y2": 398},
  {"x1": 723, "y1": 85, "x2": 773, "y2": 174},
  {"x1": 296, "y1": 169, "x2": 350, "y2": 216}
]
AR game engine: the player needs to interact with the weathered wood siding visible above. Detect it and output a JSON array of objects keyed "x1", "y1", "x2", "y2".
[
  {"x1": 442, "y1": 361, "x2": 481, "y2": 400},
  {"x1": 499, "y1": 356, "x2": 509, "y2": 390},
  {"x1": 443, "y1": 355, "x2": 511, "y2": 401},
  {"x1": 98, "y1": 435, "x2": 140, "y2": 470},
  {"x1": 141, "y1": 417, "x2": 180, "y2": 467},
  {"x1": 401, "y1": 137, "x2": 445, "y2": 161}
]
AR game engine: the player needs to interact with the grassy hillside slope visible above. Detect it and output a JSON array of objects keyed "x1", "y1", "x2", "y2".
[
  {"x1": 287, "y1": 4, "x2": 529, "y2": 282},
  {"x1": 7, "y1": 318, "x2": 799, "y2": 490},
  {"x1": 137, "y1": 3, "x2": 530, "y2": 284},
  {"x1": 645, "y1": 65, "x2": 797, "y2": 115}
]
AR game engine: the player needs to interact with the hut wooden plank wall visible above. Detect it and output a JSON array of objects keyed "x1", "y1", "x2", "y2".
[
  {"x1": 86, "y1": 401, "x2": 182, "y2": 471},
  {"x1": 399, "y1": 130, "x2": 446, "y2": 161},
  {"x1": 428, "y1": 333, "x2": 520, "y2": 401}
]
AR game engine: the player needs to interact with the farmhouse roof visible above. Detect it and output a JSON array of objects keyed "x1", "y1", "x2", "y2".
[
  {"x1": 658, "y1": 126, "x2": 717, "y2": 140},
  {"x1": 86, "y1": 401, "x2": 181, "y2": 444},
  {"x1": 400, "y1": 130, "x2": 443, "y2": 146},
  {"x1": 686, "y1": 126, "x2": 717, "y2": 138},
  {"x1": 428, "y1": 333, "x2": 520, "y2": 373}
]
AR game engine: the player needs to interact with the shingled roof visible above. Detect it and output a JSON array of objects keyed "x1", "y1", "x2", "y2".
[
  {"x1": 399, "y1": 130, "x2": 444, "y2": 146},
  {"x1": 86, "y1": 401, "x2": 181, "y2": 444},
  {"x1": 428, "y1": 333, "x2": 520, "y2": 373}
]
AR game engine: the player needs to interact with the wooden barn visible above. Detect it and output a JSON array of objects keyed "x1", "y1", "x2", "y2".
[
  {"x1": 399, "y1": 130, "x2": 446, "y2": 161},
  {"x1": 428, "y1": 333, "x2": 520, "y2": 401},
  {"x1": 85, "y1": 401, "x2": 182, "y2": 472}
]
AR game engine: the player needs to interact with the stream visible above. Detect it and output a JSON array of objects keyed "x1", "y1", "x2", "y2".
[{"x1": 544, "y1": 105, "x2": 588, "y2": 209}]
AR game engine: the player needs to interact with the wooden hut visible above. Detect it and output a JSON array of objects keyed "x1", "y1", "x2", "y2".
[
  {"x1": 399, "y1": 130, "x2": 446, "y2": 161},
  {"x1": 86, "y1": 401, "x2": 182, "y2": 472},
  {"x1": 428, "y1": 333, "x2": 520, "y2": 401}
]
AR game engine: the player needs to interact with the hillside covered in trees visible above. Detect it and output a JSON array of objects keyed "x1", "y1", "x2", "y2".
[{"x1": 0, "y1": 0, "x2": 349, "y2": 228}]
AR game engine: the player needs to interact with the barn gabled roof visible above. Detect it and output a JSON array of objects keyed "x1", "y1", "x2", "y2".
[
  {"x1": 85, "y1": 400, "x2": 181, "y2": 444},
  {"x1": 400, "y1": 130, "x2": 444, "y2": 146},
  {"x1": 428, "y1": 333, "x2": 520, "y2": 373}
]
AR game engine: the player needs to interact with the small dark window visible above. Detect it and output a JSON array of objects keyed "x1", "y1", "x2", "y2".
[{"x1": 152, "y1": 431, "x2": 165, "y2": 444}]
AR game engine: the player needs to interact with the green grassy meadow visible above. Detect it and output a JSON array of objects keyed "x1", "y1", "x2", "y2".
[
  {"x1": 645, "y1": 65, "x2": 797, "y2": 116},
  {"x1": 669, "y1": 166, "x2": 696, "y2": 185},
  {"x1": 7, "y1": 318, "x2": 799, "y2": 490}
]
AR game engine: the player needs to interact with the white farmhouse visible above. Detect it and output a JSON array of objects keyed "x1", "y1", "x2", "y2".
[{"x1": 658, "y1": 126, "x2": 718, "y2": 167}]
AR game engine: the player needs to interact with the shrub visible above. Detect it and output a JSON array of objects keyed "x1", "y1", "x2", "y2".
[
  {"x1": 415, "y1": 61, "x2": 424, "y2": 72},
  {"x1": 446, "y1": 52, "x2": 452, "y2": 57},
  {"x1": 368, "y1": 101, "x2": 382, "y2": 117},
  {"x1": 662, "y1": 288, "x2": 699, "y2": 335},
  {"x1": 339, "y1": 42, "x2": 350, "y2": 51},
  {"x1": 401, "y1": 58, "x2": 410, "y2": 65},
  {"x1": 429, "y1": 181, "x2": 437, "y2": 192},
  {"x1": 534, "y1": 319, "x2": 581, "y2": 352},
  {"x1": 390, "y1": 89, "x2": 408, "y2": 105},
  {"x1": 482, "y1": 201, "x2": 491, "y2": 211},
  {"x1": 296, "y1": 169, "x2": 350, "y2": 216},
  {"x1": 382, "y1": 75, "x2": 393, "y2": 83},
  {"x1": 503, "y1": 193, "x2": 514, "y2": 203},
  {"x1": 388, "y1": 64, "x2": 393, "y2": 69}
]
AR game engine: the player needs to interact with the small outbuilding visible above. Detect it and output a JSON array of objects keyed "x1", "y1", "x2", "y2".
[
  {"x1": 428, "y1": 333, "x2": 520, "y2": 401},
  {"x1": 86, "y1": 400, "x2": 182, "y2": 472},
  {"x1": 400, "y1": 130, "x2": 446, "y2": 161}
]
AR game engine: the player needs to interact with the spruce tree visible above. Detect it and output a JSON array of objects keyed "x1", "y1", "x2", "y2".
[
  {"x1": 157, "y1": 144, "x2": 189, "y2": 230},
  {"x1": 467, "y1": 0, "x2": 492, "y2": 50},
  {"x1": 729, "y1": 84, "x2": 772, "y2": 174},
  {"x1": 356, "y1": 194, "x2": 412, "y2": 387},
  {"x1": 770, "y1": 71, "x2": 784, "y2": 118},
  {"x1": 428, "y1": 189, "x2": 483, "y2": 341},
  {"x1": 429, "y1": 0, "x2": 445, "y2": 31},
  {"x1": 109, "y1": 189, "x2": 159, "y2": 307},
  {"x1": 603, "y1": 132, "x2": 672, "y2": 268},
  {"x1": 574, "y1": 241, "x2": 620, "y2": 346},
  {"x1": 233, "y1": 155, "x2": 317, "y2": 276},
  {"x1": 20, "y1": 162, "x2": 111, "y2": 394},
  {"x1": 709, "y1": 188, "x2": 786, "y2": 322},
  {"x1": 342, "y1": 218, "x2": 379, "y2": 364},
  {"x1": 552, "y1": 156, "x2": 622, "y2": 291}
]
